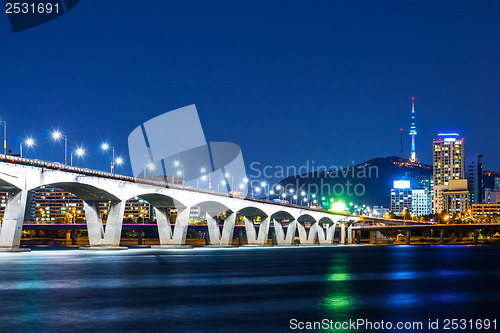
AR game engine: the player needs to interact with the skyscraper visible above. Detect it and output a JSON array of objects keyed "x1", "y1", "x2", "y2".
[
  {"x1": 433, "y1": 133, "x2": 465, "y2": 213},
  {"x1": 465, "y1": 153, "x2": 483, "y2": 204},
  {"x1": 409, "y1": 97, "x2": 417, "y2": 162}
]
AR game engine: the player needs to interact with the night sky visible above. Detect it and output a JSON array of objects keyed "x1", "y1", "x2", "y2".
[{"x1": 0, "y1": 0, "x2": 498, "y2": 181}]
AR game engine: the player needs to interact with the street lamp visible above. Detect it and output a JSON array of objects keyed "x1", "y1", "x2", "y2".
[
  {"x1": 20, "y1": 137, "x2": 35, "y2": 158},
  {"x1": 52, "y1": 131, "x2": 68, "y2": 165},
  {"x1": 115, "y1": 157, "x2": 124, "y2": 169},
  {"x1": 101, "y1": 143, "x2": 116, "y2": 173},
  {"x1": 261, "y1": 181, "x2": 269, "y2": 200},
  {"x1": 174, "y1": 161, "x2": 185, "y2": 184},
  {"x1": 0, "y1": 121, "x2": 6, "y2": 155},
  {"x1": 71, "y1": 147, "x2": 85, "y2": 166},
  {"x1": 200, "y1": 167, "x2": 211, "y2": 189}
]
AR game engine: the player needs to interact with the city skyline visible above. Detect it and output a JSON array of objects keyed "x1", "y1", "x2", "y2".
[{"x1": 0, "y1": 1, "x2": 498, "y2": 176}]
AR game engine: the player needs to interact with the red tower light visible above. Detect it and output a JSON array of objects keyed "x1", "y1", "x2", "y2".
[{"x1": 411, "y1": 97, "x2": 415, "y2": 101}]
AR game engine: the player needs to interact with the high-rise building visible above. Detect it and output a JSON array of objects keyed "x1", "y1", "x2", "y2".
[
  {"x1": 433, "y1": 133, "x2": 465, "y2": 212},
  {"x1": 390, "y1": 180, "x2": 412, "y2": 215},
  {"x1": 465, "y1": 154, "x2": 483, "y2": 204},
  {"x1": 409, "y1": 97, "x2": 417, "y2": 162},
  {"x1": 495, "y1": 176, "x2": 500, "y2": 190},
  {"x1": 411, "y1": 188, "x2": 432, "y2": 216}
]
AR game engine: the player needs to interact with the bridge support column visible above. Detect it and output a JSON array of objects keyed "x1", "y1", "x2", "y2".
[
  {"x1": 340, "y1": 223, "x2": 346, "y2": 245},
  {"x1": 0, "y1": 189, "x2": 30, "y2": 252},
  {"x1": 71, "y1": 229, "x2": 77, "y2": 245},
  {"x1": 82, "y1": 200, "x2": 127, "y2": 250},
  {"x1": 406, "y1": 230, "x2": 411, "y2": 245},
  {"x1": 371, "y1": 231, "x2": 377, "y2": 245},
  {"x1": 153, "y1": 208, "x2": 190, "y2": 247},
  {"x1": 244, "y1": 217, "x2": 270, "y2": 245},
  {"x1": 298, "y1": 221, "x2": 320, "y2": 245},
  {"x1": 317, "y1": 222, "x2": 337, "y2": 245},
  {"x1": 474, "y1": 229, "x2": 478, "y2": 245},
  {"x1": 440, "y1": 229, "x2": 444, "y2": 245},
  {"x1": 347, "y1": 225, "x2": 353, "y2": 244},
  {"x1": 207, "y1": 213, "x2": 236, "y2": 246},
  {"x1": 273, "y1": 220, "x2": 297, "y2": 245},
  {"x1": 356, "y1": 230, "x2": 361, "y2": 244}
]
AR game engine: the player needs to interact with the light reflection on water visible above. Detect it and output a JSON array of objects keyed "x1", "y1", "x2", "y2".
[{"x1": 0, "y1": 246, "x2": 498, "y2": 332}]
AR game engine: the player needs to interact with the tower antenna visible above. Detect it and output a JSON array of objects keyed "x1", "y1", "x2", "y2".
[
  {"x1": 409, "y1": 97, "x2": 417, "y2": 162},
  {"x1": 400, "y1": 128, "x2": 403, "y2": 159}
]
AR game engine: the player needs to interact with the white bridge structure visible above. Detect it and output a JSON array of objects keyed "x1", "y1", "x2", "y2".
[{"x1": 0, "y1": 156, "x2": 358, "y2": 251}]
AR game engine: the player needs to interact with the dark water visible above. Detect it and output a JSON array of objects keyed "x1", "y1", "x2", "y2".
[{"x1": 0, "y1": 246, "x2": 499, "y2": 333}]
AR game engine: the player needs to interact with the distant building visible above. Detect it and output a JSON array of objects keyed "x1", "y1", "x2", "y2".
[
  {"x1": 465, "y1": 154, "x2": 483, "y2": 204},
  {"x1": 390, "y1": 180, "x2": 412, "y2": 215},
  {"x1": 495, "y1": 176, "x2": 500, "y2": 190},
  {"x1": 411, "y1": 188, "x2": 431, "y2": 216},
  {"x1": 441, "y1": 179, "x2": 470, "y2": 214},
  {"x1": 472, "y1": 203, "x2": 500, "y2": 217},
  {"x1": 31, "y1": 185, "x2": 152, "y2": 223},
  {"x1": 372, "y1": 206, "x2": 390, "y2": 218},
  {"x1": 484, "y1": 188, "x2": 500, "y2": 204},
  {"x1": 433, "y1": 133, "x2": 465, "y2": 213},
  {"x1": 189, "y1": 205, "x2": 206, "y2": 221}
]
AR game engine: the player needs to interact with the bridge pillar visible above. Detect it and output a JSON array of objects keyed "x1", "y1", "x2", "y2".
[
  {"x1": 154, "y1": 207, "x2": 189, "y2": 247},
  {"x1": 356, "y1": 230, "x2": 361, "y2": 244},
  {"x1": 298, "y1": 221, "x2": 320, "y2": 245},
  {"x1": 71, "y1": 229, "x2": 77, "y2": 245},
  {"x1": 0, "y1": 189, "x2": 30, "y2": 251},
  {"x1": 474, "y1": 229, "x2": 478, "y2": 245},
  {"x1": 340, "y1": 223, "x2": 346, "y2": 245},
  {"x1": 244, "y1": 217, "x2": 270, "y2": 245},
  {"x1": 82, "y1": 200, "x2": 126, "y2": 249},
  {"x1": 347, "y1": 225, "x2": 353, "y2": 244},
  {"x1": 371, "y1": 231, "x2": 376, "y2": 245},
  {"x1": 207, "y1": 213, "x2": 236, "y2": 246},
  {"x1": 406, "y1": 230, "x2": 411, "y2": 245},
  {"x1": 440, "y1": 229, "x2": 444, "y2": 245},
  {"x1": 273, "y1": 219, "x2": 297, "y2": 245}
]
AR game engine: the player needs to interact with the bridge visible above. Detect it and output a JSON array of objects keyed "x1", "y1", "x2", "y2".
[{"x1": 0, "y1": 155, "x2": 359, "y2": 251}]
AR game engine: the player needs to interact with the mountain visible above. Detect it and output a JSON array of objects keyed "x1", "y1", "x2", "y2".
[{"x1": 278, "y1": 156, "x2": 432, "y2": 207}]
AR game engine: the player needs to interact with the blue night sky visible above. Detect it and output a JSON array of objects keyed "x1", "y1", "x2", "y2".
[{"x1": 0, "y1": 0, "x2": 498, "y2": 179}]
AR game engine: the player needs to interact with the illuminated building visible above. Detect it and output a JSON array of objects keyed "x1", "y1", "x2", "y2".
[
  {"x1": 390, "y1": 180, "x2": 412, "y2": 215},
  {"x1": 409, "y1": 97, "x2": 417, "y2": 162},
  {"x1": 484, "y1": 188, "x2": 500, "y2": 204},
  {"x1": 411, "y1": 188, "x2": 431, "y2": 216},
  {"x1": 472, "y1": 203, "x2": 500, "y2": 217},
  {"x1": 31, "y1": 185, "x2": 151, "y2": 223},
  {"x1": 441, "y1": 179, "x2": 470, "y2": 214},
  {"x1": 433, "y1": 133, "x2": 465, "y2": 212}
]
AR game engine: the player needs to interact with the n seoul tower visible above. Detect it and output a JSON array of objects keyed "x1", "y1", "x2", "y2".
[{"x1": 409, "y1": 97, "x2": 417, "y2": 162}]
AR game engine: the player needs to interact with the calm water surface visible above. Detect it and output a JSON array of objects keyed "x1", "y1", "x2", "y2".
[{"x1": 0, "y1": 246, "x2": 499, "y2": 332}]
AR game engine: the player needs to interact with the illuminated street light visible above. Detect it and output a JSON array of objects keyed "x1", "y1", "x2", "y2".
[
  {"x1": 20, "y1": 137, "x2": 35, "y2": 158},
  {"x1": 52, "y1": 131, "x2": 68, "y2": 165},
  {"x1": 101, "y1": 143, "x2": 116, "y2": 173},
  {"x1": 115, "y1": 157, "x2": 124, "y2": 165},
  {"x1": 70, "y1": 147, "x2": 85, "y2": 166}
]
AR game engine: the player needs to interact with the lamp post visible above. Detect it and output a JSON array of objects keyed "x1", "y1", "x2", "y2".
[
  {"x1": 70, "y1": 147, "x2": 85, "y2": 166},
  {"x1": 52, "y1": 131, "x2": 68, "y2": 165},
  {"x1": 261, "y1": 181, "x2": 269, "y2": 200},
  {"x1": 102, "y1": 143, "x2": 115, "y2": 173},
  {"x1": 20, "y1": 137, "x2": 35, "y2": 158},
  {"x1": 115, "y1": 157, "x2": 123, "y2": 173},
  {"x1": 0, "y1": 121, "x2": 6, "y2": 155},
  {"x1": 174, "y1": 161, "x2": 185, "y2": 185},
  {"x1": 1, "y1": 120, "x2": 7, "y2": 155}
]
